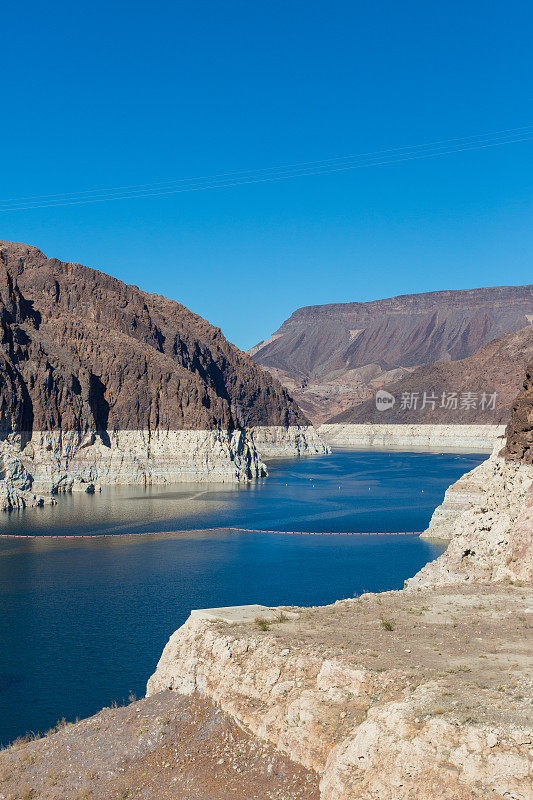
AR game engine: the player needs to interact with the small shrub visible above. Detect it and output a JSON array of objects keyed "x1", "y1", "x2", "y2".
[
  {"x1": 380, "y1": 616, "x2": 395, "y2": 631},
  {"x1": 255, "y1": 616, "x2": 270, "y2": 631}
]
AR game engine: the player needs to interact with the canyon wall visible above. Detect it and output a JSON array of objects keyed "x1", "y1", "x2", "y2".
[
  {"x1": 328, "y1": 325, "x2": 533, "y2": 426},
  {"x1": 0, "y1": 425, "x2": 329, "y2": 510},
  {"x1": 247, "y1": 425, "x2": 330, "y2": 458},
  {"x1": 251, "y1": 286, "x2": 533, "y2": 424},
  {"x1": 0, "y1": 241, "x2": 328, "y2": 508},
  {"x1": 409, "y1": 359, "x2": 533, "y2": 586}
]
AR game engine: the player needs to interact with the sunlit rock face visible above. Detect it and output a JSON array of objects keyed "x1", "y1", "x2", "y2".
[
  {"x1": 147, "y1": 366, "x2": 532, "y2": 800},
  {"x1": 408, "y1": 362, "x2": 533, "y2": 587}
]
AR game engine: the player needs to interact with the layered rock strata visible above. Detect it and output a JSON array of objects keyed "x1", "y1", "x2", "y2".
[
  {"x1": 0, "y1": 241, "x2": 328, "y2": 507},
  {"x1": 409, "y1": 446, "x2": 533, "y2": 585},
  {"x1": 409, "y1": 362, "x2": 533, "y2": 585},
  {"x1": 251, "y1": 287, "x2": 533, "y2": 423},
  {"x1": 247, "y1": 425, "x2": 330, "y2": 458},
  {"x1": 327, "y1": 325, "x2": 533, "y2": 425},
  {"x1": 318, "y1": 423, "x2": 504, "y2": 452}
]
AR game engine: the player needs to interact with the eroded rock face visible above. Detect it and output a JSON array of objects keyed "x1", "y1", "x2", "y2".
[
  {"x1": 318, "y1": 423, "x2": 504, "y2": 452},
  {"x1": 0, "y1": 241, "x2": 327, "y2": 496},
  {"x1": 0, "y1": 240, "x2": 308, "y2": 435},
  {"x1": 404, "y1": 362, "x2": 533, "y2": 587},
  {"x1": 502, "y1": 359, "x2": 533, "y2": 464},
  {"x1": 328, "y1": 326, "x2": 533, "y2": 425},
  {"x1": 147, "y1": 587, "x2": 533, "y2": 800},
  {"x1": 147, "y1": 367, "x2": 533, "y2": 799},
  {"x1": 408, "y1": 447, "x2": 533, "y2": 587},
  {"x1": 0, "y1": 438, "x2": 53, "y2": 510}
]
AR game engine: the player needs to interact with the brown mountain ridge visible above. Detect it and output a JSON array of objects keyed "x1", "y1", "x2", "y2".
[
  {"x1": 251, "y1": 286, "x2": 533, "y2": 424},
  {"x1": 327, "y1": 325, "x2": 533, "y2": 424}
]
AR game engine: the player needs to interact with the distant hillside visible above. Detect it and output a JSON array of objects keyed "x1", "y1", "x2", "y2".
[
  {"x1": 250, "y1": 286, "x2": 533, "y2": 424},
  {"x1": 327, "y1": 325, "x2": 533, "y2": 424}
]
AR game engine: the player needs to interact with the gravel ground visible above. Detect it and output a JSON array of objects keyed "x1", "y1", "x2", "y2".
[{"x1": 0, "y1": 692, "x2": 319, "y2": 800}]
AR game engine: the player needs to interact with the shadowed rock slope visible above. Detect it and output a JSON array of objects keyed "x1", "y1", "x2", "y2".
[
  {"x1": 251, "y1": 286, "x2": 533, "y2": 423},
  {"x1": 328, "y1": 325, "x2": 533, "y2": 424},
  {"x1": 0, "y1": 241, "x2": 306, "y2": 435}
]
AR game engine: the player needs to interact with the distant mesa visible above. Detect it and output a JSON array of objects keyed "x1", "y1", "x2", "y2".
[{"x1": 249, "y1": 286, "x2": 533, "y2": 425}]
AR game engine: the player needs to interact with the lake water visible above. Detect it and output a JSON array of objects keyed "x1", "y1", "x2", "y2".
[{"x1": 0, "y1": 449, "x2": 485, "y2": 745}]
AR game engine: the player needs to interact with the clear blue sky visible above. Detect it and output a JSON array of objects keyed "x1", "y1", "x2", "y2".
[{"x1": 1, "y1": 1, "x2": 532, "y2": 350}]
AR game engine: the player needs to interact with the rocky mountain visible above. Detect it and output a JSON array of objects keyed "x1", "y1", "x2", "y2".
[
  {"x1": 0, "y1": 241, "x2": 308, "y2": 435},
  {"x1": 250, "y1": 286, "x2": 533, "y2": 424},
  {"x1": 0, "y1": 241, "x2": 326, "y2": 507},
  {"x1": 327, "y1": 325, "x2": 533, "y2": 424}
]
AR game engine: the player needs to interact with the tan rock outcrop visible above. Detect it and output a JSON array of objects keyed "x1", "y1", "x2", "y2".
[
  {"x1": 147, "y1": 587, "x2": 533, "y2": 800},
  {"x1": 247, "y1": 425, "x2": 330, "y2": 457},
  {"x1": 147, "y1": 365, "x2": 533, "y2": 798},
  {"x1": 408, "y1": 446, "x2": 533, "y2": 587}
]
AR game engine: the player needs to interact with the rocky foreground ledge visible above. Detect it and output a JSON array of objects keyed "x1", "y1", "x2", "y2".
[
  {"x1": 144, "y1": 367, "x2": 532, "y2": 799},
  {"x1": 147, "y1": 588, "x2": 531, "y2": 800}
]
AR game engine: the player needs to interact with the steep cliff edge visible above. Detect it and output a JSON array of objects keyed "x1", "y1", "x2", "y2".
[
  {"x1": 147, "y1": 587, "x2": 532, "y2": 800},
  {"x1": 0, "y1": 241, "x2": 327, "y2": 507},
  {"x1": 502, "y1": 359, "x2": 533, "y2": 464}
]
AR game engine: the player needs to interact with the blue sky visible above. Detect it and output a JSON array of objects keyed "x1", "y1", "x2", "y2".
[{"x1": 1, "y1": 1, "x2": 532, "y2": 350}]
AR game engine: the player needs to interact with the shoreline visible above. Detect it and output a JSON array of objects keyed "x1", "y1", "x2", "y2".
[{"x1": 318, "y1": 422, "x2": 505, "y2": 452}]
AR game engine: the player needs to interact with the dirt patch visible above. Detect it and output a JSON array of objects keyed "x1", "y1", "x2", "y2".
[{"x1": 0, "y1": 692, "x2": 319, "y2": 800}]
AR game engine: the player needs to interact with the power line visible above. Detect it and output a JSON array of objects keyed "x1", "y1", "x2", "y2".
[{"x1": 1, "y1": 125, "x2": 532, "y2": 212}]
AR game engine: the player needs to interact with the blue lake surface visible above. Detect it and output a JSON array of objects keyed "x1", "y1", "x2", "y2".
[{"x1": 0, "y1": 449, "x2": 485, "y2": 745}]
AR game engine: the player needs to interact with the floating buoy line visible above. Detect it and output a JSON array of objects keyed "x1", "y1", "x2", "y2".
[{"x1": 0, "y1": 527, "x2": 422, "y2": 540}]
